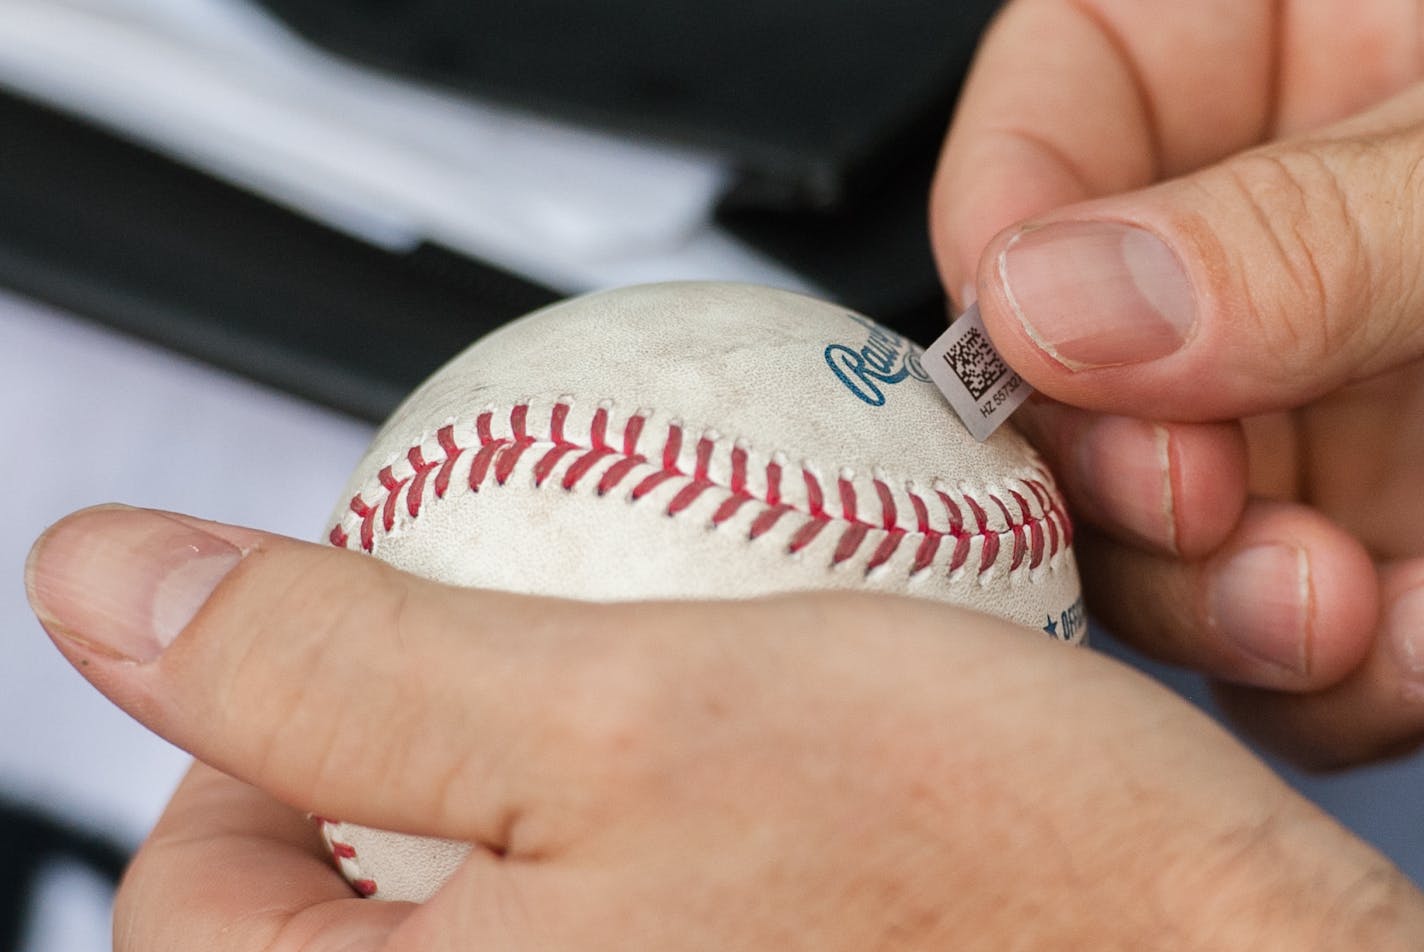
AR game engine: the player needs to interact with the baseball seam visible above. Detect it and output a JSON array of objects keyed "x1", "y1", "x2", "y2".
[{"x1": 329, "y1": 400, "x2": 1072, "y2": 576}]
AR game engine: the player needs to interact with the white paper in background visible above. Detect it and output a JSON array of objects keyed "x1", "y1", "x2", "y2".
[
  {"x1": 0, "y1": 290, "x2": 376, "y2": 952},
  {"x1": 0, "y1": 0, "x2": 818, "y2": 295}
]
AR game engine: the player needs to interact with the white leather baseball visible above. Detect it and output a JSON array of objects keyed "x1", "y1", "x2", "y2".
[{"x1": 317, "y1": 281, "x2": 1083, "y2": 902}]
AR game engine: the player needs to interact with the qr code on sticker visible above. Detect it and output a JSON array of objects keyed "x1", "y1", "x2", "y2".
[{"x1": 941, "y1": 325, "x2": 1008, "y2": 400}]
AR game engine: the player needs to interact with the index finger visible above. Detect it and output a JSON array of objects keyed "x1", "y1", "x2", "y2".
[
  {"x1": 931, "y1": 0, "x2": 1275, "y2": 302},
  {"x1": 115, "y1": 762, "x2": 410, "y2": 952}
]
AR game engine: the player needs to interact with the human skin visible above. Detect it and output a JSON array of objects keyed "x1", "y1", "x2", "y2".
[
  {"x1": 24, "y1": 506, "x2": 1424, "y2": 950},
  {"x1": 25, "y1": 1, "x2": 1424, "y2": 944},
  {"x1": 932, "y1": 0, "x2": 1424, "y2": 767}
]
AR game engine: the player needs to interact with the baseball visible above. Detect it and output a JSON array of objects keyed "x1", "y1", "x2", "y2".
[{"x1": 317, "y1": 281, "x2": 1083, "y2": 902}]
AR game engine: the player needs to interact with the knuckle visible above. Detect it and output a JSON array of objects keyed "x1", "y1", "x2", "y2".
[
  {"x1": 1364, "y1": 123, "x2": 1424, "y2": 352},
  {"x1": 426, "y1": 619, "x2": 681, "y2": 851},
  {"x1": 1207, "y1": 147, "x2": 1367, "y2": 374},
  {"x1": 1324, "y1": 861, "x2": 1424, "y2": 949}
]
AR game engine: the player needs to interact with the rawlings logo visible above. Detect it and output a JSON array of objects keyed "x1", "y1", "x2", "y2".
[{"x1": 825, "y1": 313, "x2": 929, "y2": 406}]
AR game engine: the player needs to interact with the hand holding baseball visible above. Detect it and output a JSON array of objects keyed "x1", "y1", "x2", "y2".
[
  {"x1": 933, "y1": 0, "x2": 1424, "y2": 767},
  {"x1": 27, "y1": 505, "x2": 1424, "y2": 950}
]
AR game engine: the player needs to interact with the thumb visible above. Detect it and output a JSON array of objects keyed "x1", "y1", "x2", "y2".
[
  {"x1": 974, "y1": 88, "x2": 1424, "y2": 420},
  {"x1": 23, "y1": 504, "x2": 631, "y2": 849}
]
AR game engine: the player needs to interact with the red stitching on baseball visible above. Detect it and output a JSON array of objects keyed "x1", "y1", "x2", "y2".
[
  {"x1": 1009, "y1": 490, "x2": 1046, "y2": 570},
  {"x1": 991, "y1": 494, "x2": 1026, "y2": 572},
  {"x1": 936, "y1": 491, "x2": 971, "y2": 572},
  {"x1": 631, "y1": 468, "x2": 679, "y2": 500},
  {"x1": 666, "y1": 437, "x2": 716, "y2": 516},
  {"x1": 866, "y1": 530, "x2": 904, "y2": 571},
  {"x1": 711, "y1": 444, "x2": 754, "y2": 525},
  {"x1": 406, "y1": 443, "x2": 444, "y2": 517},
  {"x1": 803, "y1": 469, "x2": 826, "y2": 519},
  {"x1": 314, "y1": 817, "x2": 379, "y2": 898},
  {"x1": 532, "y1": 403, "x2": 577, "y2": 487},
  {"x1": 731, "y1": 444, "x2": 749, "y2": 494},
  {"x1": 433, "y1": 425, "x2": 463, "y2": 500},
  {"x1": 588, "y1": 405, "x2": 609, "y2": 449},
  {"x1": 630, "y1": 421, "x2": 683, "y2": 500},
  {"x1": 597, "y1": 455, "x2": 644, "y2": 495},
  {"x1": 560, "y1": 408, "x2": 619, "y2": 490},
  {"x1": 873, "y1": 479, "x2": 897, "y2": 530},
  {"x1": 593, "y1": 413, "x2": 648, "y2": 496},
  {"x1": 972, "y1": 495, "x2": 1000, "y2": 574},
  {"x1": 832, "y1": 524, "x2": 869, "y2": 564},
  {"x1": 837, "y1": 477, "x2": 857, "y2": 523},
  {"x1": 908, "y1": 492, "x2": 938, "y2": 573},
  {"x1": 661, "y1": 420, "x2": 683, "y2": 470},
  {"x1": 468, "y1": 411, "x2": 503, "y2": 491},
  {"x1": 788, "y1": 517, "x2": 829, "y2": 554},
  {"x1": 789, "y1": 469, "x2": 831, "y2": 555},
  {"x1": 494, "y1": 404, "x2": 534, "y2": 485},
  {"x1": 863, "y1": 478, "x2": 905, "y2": 573},
  {"x1": 347, "y1": 492, "x2": 378, "y2": 552},
  {"x1": 332, "y1": 402, "x2": 1071, "y2": 582},
  {"x1": 564, "y1": 446, "x2": 614, "y2": 491},
  {"x1": 377, "y1": 466, "x2": 405, "y2": 533},
  {"x1": 829, "y1": 476, "x2": 875, "y2": 565},
  {"x1": 766, "y1": 458, "x2": 784, "y2": 506}
]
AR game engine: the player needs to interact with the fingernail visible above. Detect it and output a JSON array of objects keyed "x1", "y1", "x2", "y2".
[
  {"x1": 1386, "y1": 586, "x2": 1424, "y2": 695},
  {"x1": 25, "y1": 506, "x2": 243, "y2": 663},
  {"x1": 1076, "y1": 416, "x2": 1177, "y2": 553},
  {"x1": 998, "y1": 220, "x2": 1197, "y2": 370},
  {"x1": 1209, "y1": 543, "x2": 1312, "y2": 675}
]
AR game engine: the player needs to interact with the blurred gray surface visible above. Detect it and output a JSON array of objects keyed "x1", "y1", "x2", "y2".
[{"x1": 2, "y1": 292, "x2": 374, "y2": 951}]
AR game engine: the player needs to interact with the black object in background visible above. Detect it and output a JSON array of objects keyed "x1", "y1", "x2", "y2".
[
  {"x1": 258, "y1": 0, "x2": 1004, "y2": 337},
  {"x1": 717, "y1": 134, "x2": 951, "y2": 347},
  {"x1": 0, "y1": 87, "x2": 557, "y2": 423},
  {"x1": 0, "y1": 1, "x2": 1004, "y2": 420},
  {"x1": 258, "y1": 0, "x2": 1002, "y2": 212},
  {"x1": 0, "y1": 795, "x2": 129, "y2": 952}
]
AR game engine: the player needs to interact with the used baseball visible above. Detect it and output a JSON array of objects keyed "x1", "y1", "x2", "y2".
[{"x1": 318, "y1": 281, "x2": 1083, "y2": 902}]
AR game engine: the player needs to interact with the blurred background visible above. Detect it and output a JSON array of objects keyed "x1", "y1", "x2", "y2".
[{"x1": 1, "y1": 2, "x2": 1420, "y2": 949}]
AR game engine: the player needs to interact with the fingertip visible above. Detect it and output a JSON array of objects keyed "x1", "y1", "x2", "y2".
[
  {"x1": 1207, "y1": 503, "x2": 1377, "y2": 689},
  {"x1": 25, "y1": 503, "x2": 136, "y2": 600},
  {"x1": 1302, "y1": 526, "x2": 1379, "y2": 685},
  {"x1": 972, "y1": 212, "x2": 1211, "y2": 418},
  {"x1": 1212, "y1": 562, "x2": 1424, "y2": 770},
  {"x1": 1383, "y1": 571, "x2": 1424, "y2": 701},
  {"x1": 1081, "y1": 501, "x2": 1378, "y2": 695},
  {"x1": 1019, "y1": 406, "x2": 1176, "y2": 552},
  {"x1": 26, "y1": 505, "x2": 249, "y2": 669},
  {"x1": 1162, "y1": 419, "x2": 1248, "y2": 558},
  {"x1": 1016, "y1": 405, "x2": 1244, "y2": 559}
]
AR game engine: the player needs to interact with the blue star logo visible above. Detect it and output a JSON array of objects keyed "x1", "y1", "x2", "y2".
[{"x1": 1043, "y1": 614, "x2": 1060, "y2": 638}]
